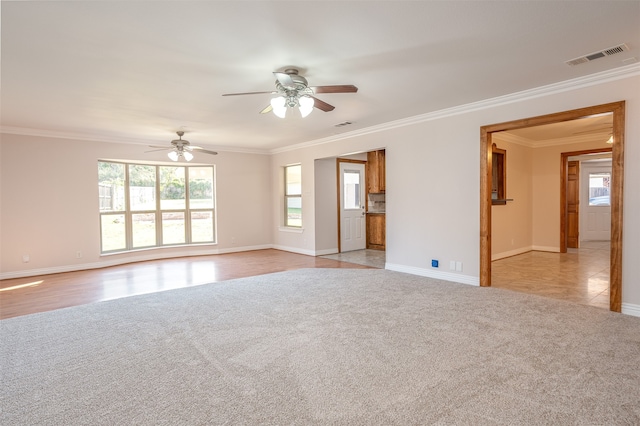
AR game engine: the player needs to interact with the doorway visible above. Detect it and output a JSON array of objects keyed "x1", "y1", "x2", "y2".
[
  {"x1": 337, "y1": 159, "x2": 366, "y2": 252},
  {"x1": 480, "y1": 101, "x2": 625, "y2": 312}
]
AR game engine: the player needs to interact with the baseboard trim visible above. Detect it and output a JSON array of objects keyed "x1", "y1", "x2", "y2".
[
  {"x1": 0, "y1": 244, "x2": 274, "y2": 280},
  {"x1": 492, "y1": 246, "x2": 533, "y2": 261},
  {"x1": 531, "y1": 245, "x2": 560, "y2": 253},
  {"x1": 386, "y1": 263, "x2": 479, "y2": 286},
  {"x1": 315, "y1": 248, "x2": 339, "y2": 256},
  {"x1": 271, "y1": 245, "x2": 316, "y2": 257},
  {"x1": 621, "y1": 303, "x2": 640, "y2": 318}
]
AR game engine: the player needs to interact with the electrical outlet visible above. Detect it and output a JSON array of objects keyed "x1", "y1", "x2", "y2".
[
  {"x1": 449, "y1": 260, "x2": 456, "y2": 270},
  {"x1": 456, "y1": 261, "x2": 463, "y2": 272},
  {"x1": 431, "y1": 259, "x2": 439, "y2": 268},
  {"x1": 22, "y1": 254, "x2": 30, "y2": 263},
  {"x1": 76, "y1": 251, "x2": 82, "y2": 259}
]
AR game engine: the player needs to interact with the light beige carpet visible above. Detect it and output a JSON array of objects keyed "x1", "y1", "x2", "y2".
[{"x1": 1, "y1": 268, "x2": 639, "y2": 424}]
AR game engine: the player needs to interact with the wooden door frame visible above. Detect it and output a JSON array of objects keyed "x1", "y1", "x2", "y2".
[
  {"x1": 480, "y1": 101, "x2": 625, "y2": 312},
  {"x1": 336, "y1": 158, "x2": 367, "y2": 253},
  {"x1": 560, "y1": 147, "x2": 612, "y2": 252}
]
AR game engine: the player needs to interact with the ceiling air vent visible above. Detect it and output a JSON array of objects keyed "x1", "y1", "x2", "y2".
[
  {"x1": 334, "y1": 121, "x2": 353, "y2": 128},
  {"x1": 566, "y1": 43, "x2": 630, "y2": 66}
]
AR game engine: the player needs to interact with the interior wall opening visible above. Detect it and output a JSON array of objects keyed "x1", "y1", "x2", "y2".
[{"x1": 480, "y1": 101, "x2": 625, "y2": 312}]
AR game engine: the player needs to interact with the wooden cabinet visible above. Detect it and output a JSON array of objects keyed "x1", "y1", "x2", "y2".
[
  {"x1": 366, "y1": 150, "x2": 386, "y2": 193},
  {"x1": 366, "y1": 213, "x2": 386, "y2": 250}
]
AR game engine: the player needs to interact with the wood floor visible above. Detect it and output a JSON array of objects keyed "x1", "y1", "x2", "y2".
[
  {"x1": 1, "y1": 243, "x2": 611, "y2": 320},
  {"x1": 0, "y1": 249, "x2": 372, "y2": 320}
]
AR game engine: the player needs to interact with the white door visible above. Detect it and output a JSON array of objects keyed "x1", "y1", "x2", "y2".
[
  {"x1": 581, "y1": 161, "x2": 612, "y2": 242},
  {"x1": 339, "y1": 162, "x2": 366, "y2": 252}
]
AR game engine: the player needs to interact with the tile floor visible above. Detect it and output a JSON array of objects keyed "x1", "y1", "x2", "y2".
[
  {"x1": 320, "y1": 249, "x2": 386, "y2": 269},
  {"x1": 322, "y1": 243, "x2": 611, "y2": 310},
  {"x1": 492, "y1": 241, "x2": 611, "y2": 310}
]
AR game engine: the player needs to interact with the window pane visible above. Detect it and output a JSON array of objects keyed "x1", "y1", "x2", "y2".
[
  {"x1": 285, "y1": 165, "x2": 301, "y2": 195},
  {"x1": 101, "y1": 214, "x2": 126, "y2": 251},
  {"x1": 589, "y1": 172, "x2": 611, "y2": 206},
  {"x1": 286, "y1": 197, "x2": 302, "y2": 227},
  {"x1": 191, "y1": 211, "x2": 214, "y2": 243},
  {"x1": 162, "y1": 212, "x2": 185, "y2": 244},
  {"x1": 343, "y1": 170, "x2": 361, "y2": 209},
  {"x1": 189, "y1": 167, "x2": 214, "y2": 209},
  {"x1": 132, "y1": 213, "x2": 156, "y2": 247},
  {"x1": 129, "y1": 165, "x2": 156, "y2": 211},
  {"x1": 160, "y1": 166, "x2": 186, "y2": 210},
  {"x1": 98, "y1": 162, "x2": 125, "y2": 212}
]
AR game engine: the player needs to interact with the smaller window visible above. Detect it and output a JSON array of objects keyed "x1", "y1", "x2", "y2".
[
  {"x1": 588, "y1": 172, "x2": 611, "y2": 206},
  {"x1": 285, "y1": 165, "x2": 302, "y2": 227}
]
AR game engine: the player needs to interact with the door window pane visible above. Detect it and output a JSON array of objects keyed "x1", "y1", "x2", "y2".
[
  {"x1": 160, "y1": 166, "x2": 186, "y2": 210},
  {"x1": 343, "y1": 170, "x2": 361, "y2": 209},
  {"x1": 191, "y1": 211, "x2": 214, "y2": 243},
  {"x1": 129, "y1": 165, "x2": 156, "y2": 211},
  {"x1": 132, "y1": 213, "x2": 156, "y2": 247},
  {"x1": 589, "y1": 172, "x2": 611, "y2": 206},
  {"x1": 189, "y1": 167, "x2": 214, "y2": 209},
  {"x1": 162, "y1": 212, "x2": 185, "y2": 244},
  {"x1": 101, "y1": 214, "x2": 126, "y2": 252}
]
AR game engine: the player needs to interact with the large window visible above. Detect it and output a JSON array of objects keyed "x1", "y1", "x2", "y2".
[
  {"x1": 98, "y1": 161, "x2": 215, "y2": 253},
  {"x1": 284, "y1": 164, "x2": 302, "y2": 227}
]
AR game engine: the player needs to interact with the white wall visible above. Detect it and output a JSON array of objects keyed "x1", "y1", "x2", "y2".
[
  {"x1": 491, "y1": 136, "x2": 533, "y2": 259},
  {"x1": 0, "y1": 134, "x2": 272, "y2": 277},
  {"x1": 270, "y1": 71, "x2": 640, "y2": 309}
]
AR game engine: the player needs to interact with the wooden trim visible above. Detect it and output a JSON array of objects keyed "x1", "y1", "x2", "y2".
[
  {"x1": 480, "y1": 129, "x2": 492, "y2": 287},
  {"x1": 480, "y1": 101, "x2": 625, "y2": 312},
  {"x1": 560, "y1": 147, "x2": 612, "y2": 253},
  {"x1": 336, "y1": 158, "x2": 367, "y2": 253}
]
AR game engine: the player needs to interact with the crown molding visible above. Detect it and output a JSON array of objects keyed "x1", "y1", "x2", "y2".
[
  {"x1": 0, "y1": 126, "x2": 271, "y2": 155},
  {"x1": 270, "y1": 63, "x2": 640, "y2": 155}
]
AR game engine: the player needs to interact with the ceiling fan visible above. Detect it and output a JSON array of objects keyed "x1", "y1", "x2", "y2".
[
  {"x1": 222, "y1": 68, "x2": 358, "y2": 118},
  {"x1": 147, "y1": 131, "x2": 218, "y2": 162}
]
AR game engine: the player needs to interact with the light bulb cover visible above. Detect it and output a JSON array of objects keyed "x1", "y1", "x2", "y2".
[
  {"x1": 299, "y1": 96, "x2": 314, "y2": 117},
  {"x1": 270, "y1": 96, "x2": 287, "y2": 118},
  {"x1": 168, "y1": 151, "x2": 179, "y2": 161},
  {"x1": 183, "y1": 151, "x2": 194, "y2": 161}
]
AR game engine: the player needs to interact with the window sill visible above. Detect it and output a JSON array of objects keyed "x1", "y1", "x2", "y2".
[{"x1": 279, "y1": 226, "x2": 304, "y2": 233}]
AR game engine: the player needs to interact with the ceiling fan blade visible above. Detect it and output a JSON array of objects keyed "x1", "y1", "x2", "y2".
[
  {"x1": 312, "y1": 85, "x2": 358, "y2": 94},
  {"x1": 310, "y1": 96, "x2": 335, "y2": 112},
  {"x1": 191, "y1": 147, "x2": 218, "y2": 155},
  {"x1": 222, "y1": 91, "x2": 276, "y2": 96},
  {"x1": 145, "y1": 146, "x2": 172, "y2": 153},
  {"x1": 273, "y1": 72, "x2": 295, "y2": 88},
  {"x1": 260, "y1": 104, "x2": 273, "y2": 114}
]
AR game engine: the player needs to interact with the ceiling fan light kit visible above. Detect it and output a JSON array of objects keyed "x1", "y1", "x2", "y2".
[
  {"x1": 222, "y1": 68, "x2": 357, "y2": 118},
  {"x1": 147, "y1": 131, "x2": 218, "y2": 162}
]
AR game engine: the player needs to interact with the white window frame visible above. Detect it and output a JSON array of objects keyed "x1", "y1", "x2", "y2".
[
  {"x1": 98, "y1": 161, "x2": 216, "y2": 254},
  {"x1": 284, "y1": 164, "x2": 302, "y2": 228}
]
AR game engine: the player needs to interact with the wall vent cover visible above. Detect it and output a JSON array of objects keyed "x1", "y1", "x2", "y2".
[{"x1": 566, "y1": 43, "x2": 629, "y2": 66}]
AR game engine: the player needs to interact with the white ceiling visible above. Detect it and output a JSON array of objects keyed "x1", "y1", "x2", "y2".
[{"x1": 2, "y1": 1, "x2": 639, "y2": 153}]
